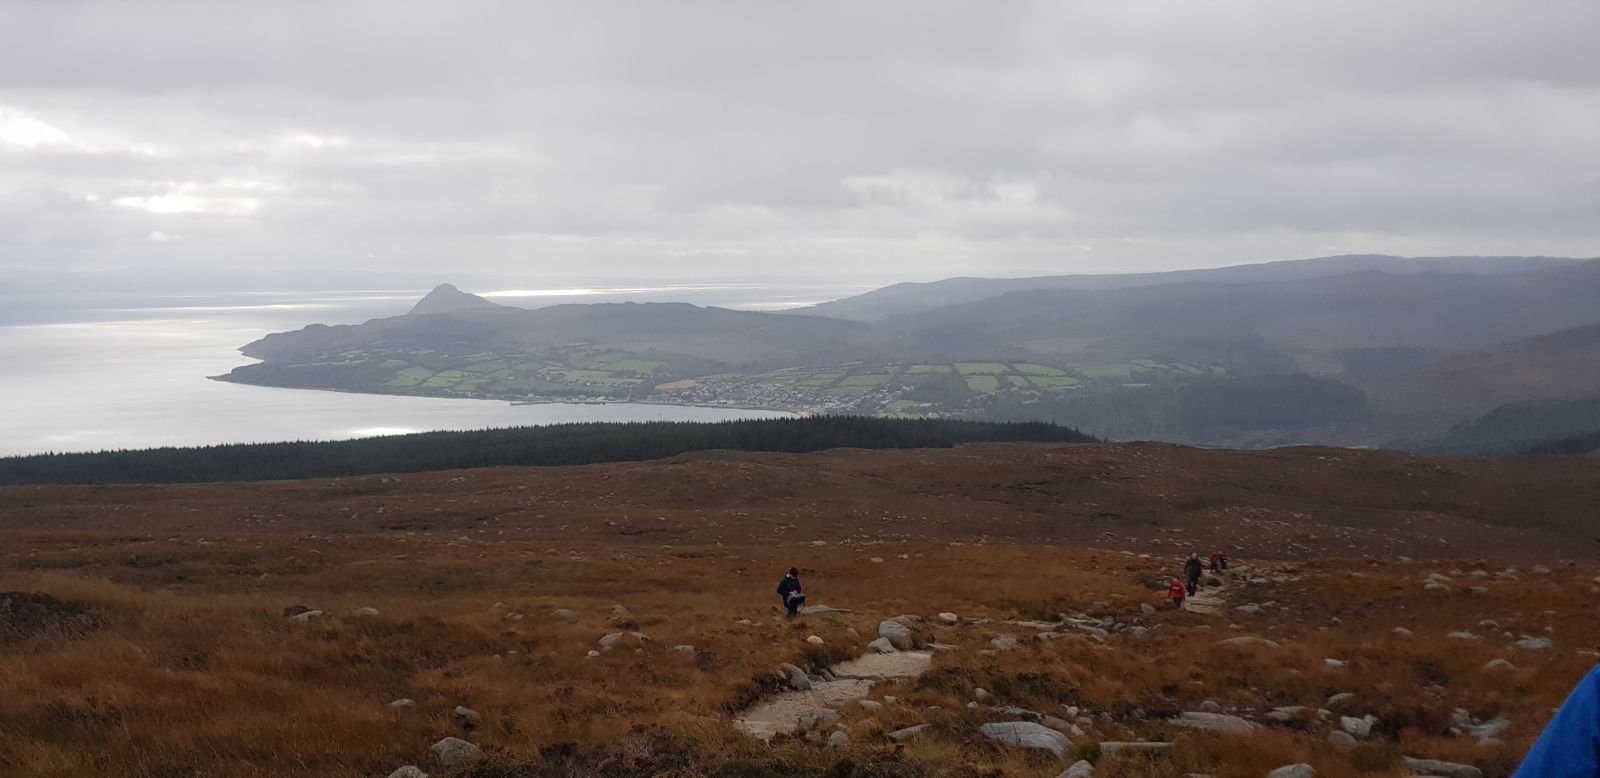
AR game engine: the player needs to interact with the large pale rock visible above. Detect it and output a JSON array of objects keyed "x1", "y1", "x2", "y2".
[
  {"x1": 1401, "y1": 757, "x2": 1483, "y2": 778},
  {"x1": 879, "y1": 619, "x2": 916, "y2": 650},
  {"x1": 981, "y1": 721, "x2": 1074, "y2": 762},
  {"x1": 1266, "y1": 765, "x2": 1315, "y2": 778},
  {"x1": 779, "y1": 662, "x2": 811, "y2": 691},
  {"x1": 797, "y1": 707, "x2": 840, "y2": 731},
  {"x1": 550, "y1": 608, "x2": 578, "y2": 621},
  {"x1": 1216, "y1": 636, "x2": 1280, "y2": 649},
  {"x1": 1061, "y1": 760, "x2": 1095, "y2": 778},
  {"x1": 387, "y1": 767, "x2": 428, "y2": 778},
  {"x1": 598, "y1": 631, "x2": 649, "y2": 649},
  {"x1": 1328, "y1": 731, "x2": 1357, "y2": 749},
  {"x1": 1174, "y1": 712, "x2": 1259, "y2": 734},
  {"x1": 1099, "y1": 741, "x2": 1173, "y2": 756},
  {"x1": 430, "y1": 737, "x2": 480, "y2": 767},
  {"x1": 1340, "y1": 715, "x2": 1374, "y2": 739},
  {"x1": 938, "y1": 612, "x2": 960, "y2": 624},
  {"x1": 867, "y1": 637, "x2": 898, "y2": 653},
  {"x1": 889, "y1": 724, "x2": 929, "y2": 741}
]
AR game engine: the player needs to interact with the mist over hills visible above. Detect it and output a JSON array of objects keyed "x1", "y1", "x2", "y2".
[{"x1": 223, "y1": 254, "x2": 1600, "y2": 453}]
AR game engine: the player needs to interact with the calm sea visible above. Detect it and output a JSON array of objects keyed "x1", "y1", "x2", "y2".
[{"x1": 0, "y1": 282, "x2": 872, "y2": 457}]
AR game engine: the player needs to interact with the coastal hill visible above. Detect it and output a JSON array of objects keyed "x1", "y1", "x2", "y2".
[
  {"x1": 406, "y1": 282, "x2": 505, "y2": 315},
  {"x1": 218, "y1": 254, "x2": 1600, "y2": 451}
]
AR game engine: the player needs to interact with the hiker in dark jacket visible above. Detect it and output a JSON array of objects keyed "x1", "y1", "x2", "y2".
[
  {"x1": 777, "y1": 567, "x2": 805, "y2": 616},
  {"x1": 1184, "y1": 554, "x2": 1204, "y2": 597}
]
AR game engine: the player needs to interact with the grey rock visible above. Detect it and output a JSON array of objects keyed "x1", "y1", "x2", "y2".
[
  {"x1": 451, "y1": 705, "x2": 480, "y2": 733},
  {"x1": 937, "y1": 612, "x2": 960, "y2": 624},
  {"x1": 1235, "y1": 605, "x2": 1263, "y2": 615},
  {"x1": 1484, "y1": 658, "x2": 1517, "y2": 672},
  {"x1": 1446, "y1": 631, "x2": 1480, "y2": 641},
  {"x1": 827, "y1": 730, "x2": 850, "y2": 747},
  {"x1": 1141, "y1": 604, "x2": 1158, "y2": 615},
  {"x1": 779, "y1": 662, "x2": 811, "y2": 691},
  {"x1": 286, "y1": 610, "x2": 324, "y2": 623},
  {"x1": 598, "y1": 631, "x2": 648, "y2": 649},
  {"x1": 1340, "y1": 715, "x2": 1376, "y2": 739},
  {"x1": 1100, "y1": 741, "x2": 1174, "y2": 756},
  {"x1": 973, "y1": 687, "x2": 993, "y2": 702},
  {"x1": 981, "y1": 721, "x2": 1074, "y2": 762},
  {"x1": 1217, "y1": 636, "x2": 1280, "y2": 649},
  {"x1": 1198, "y1": 700, "x2": 1223, "y2": 713},
  {"x1": 1401, "y1": 757, "x2": 1483, "y2": 778},
  {"x1": 858, "y1": 699, "x2": 883, "y2": 712},
  {"x1": 1393, "y1": 627, "x2": 1414, "y2": 638},
  {"x1": 1061, "y1": 760, "x2": 1095, "y2": 778},
  {"x1": 550, "y1": 608, "x2": 578, "y2": 621},
  {"x1": 352, "y1": 607, "x2": 380, "y2": 617},
  {"x1": 889, "y1": 724, "x2": 929, "y2": 741},
  {"x1": 990, "y1": 636, "x2": 1021, "y2": 652},
  {"x1": 1514, "y1": 636, "x2": 1553, "y2": 650},
  {"x1": 878, "y1": 619, "x2": 916, "y2": 650},
  {"x1": 1174, "y1": 712, "x2": 1259, "y2": 734},
  {"x1": 806, "y1": 635, "x2": 825, "y2": 646},
  {"x1": 1324, "y1": 658, "x2": 1348, "y2": 669},
  {"x1": 867, "y1": 637, "x2": 898, "y2": 653},
  {"x1": 1328, "y1": 730, "x2": 1358, "y2": 749},
  {"x1": 388, "y1": 698, "x2": 415, "y2": 710},
  {"x1": 1266, "y1": 765, "x2": 1315, "y2": 778},
  {"x1": 670, "y1": 644, "x2": 695, "y2": 654},
  {"x1": 387, "y1": 768, "x2": 429, "y2": 778},
  {"x1": 797, "y1": 707, "x2": 840, "y2": 731},
  {"x1": 1326, "y1": 692, "x2": 1355, "y2": 706},
  {"x1": 430, "y1": 737, "x2": 480, "y2": 767}
]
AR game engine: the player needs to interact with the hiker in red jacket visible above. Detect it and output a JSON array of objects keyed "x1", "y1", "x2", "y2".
[
  {"x1": 1167, "y1": 579, "x2": 1188, "y2": 609},
  {"x1": 1209, "y1": 552, "x2": 1222, "y2": 573}
]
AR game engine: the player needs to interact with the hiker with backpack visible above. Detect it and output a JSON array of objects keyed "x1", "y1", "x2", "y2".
[
  {"x1": 777, "y1": 567, "x2": 805, "y2": 617},
  {"x1": 1184, "y1": 554, "x2": 1204, "y2": 597},
  {"x1": 1209, "y1": 552, "x2": 1222, "y2": 573}
]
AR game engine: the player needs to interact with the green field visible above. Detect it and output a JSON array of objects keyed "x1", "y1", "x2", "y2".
[
  {"x1": 964, "y1": 375, "x2": 1002, "y2": 393},
  {"x1": 955, "y1": 363, "x2": 1010, "y2": 376}
]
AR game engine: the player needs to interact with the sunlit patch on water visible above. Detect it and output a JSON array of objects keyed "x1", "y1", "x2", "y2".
[{"x1": 345, "y1": 427, "x2": 419, "y2": 438}]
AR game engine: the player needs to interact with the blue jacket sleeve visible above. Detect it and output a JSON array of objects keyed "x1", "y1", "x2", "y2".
[{"x1": 1515, "y1": 664, "x2": 1600, "y2": 777}]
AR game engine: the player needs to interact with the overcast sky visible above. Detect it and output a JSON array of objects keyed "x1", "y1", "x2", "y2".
[{"x1": 1, "y1": 1, "x2": 1596, "y2": 285}]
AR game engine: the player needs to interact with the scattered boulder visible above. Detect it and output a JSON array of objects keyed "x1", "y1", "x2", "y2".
[
  {"x1": 430, "y1": 737, "x2": 480, "y2": 767},
  {"x1": 806, "y1": 635, "x2": 825, "y2": 646},
  {"x1": 858, "y1": 699, "x2": 883, "y2": 712},
  {"x1": 670, "y1": 644, "x2": 695, "y2": 654},
  {"x1": 797, "y1": 707, "x2": 840, "y2": 731},
  {"x1": 1326, "y1": 692, "x2": 1355, "y2": 707},
  {"x1": 1393, "y1": 627, "x2": 1414, "y2": 638},
  {"x1": 1514, "y1": 637, "x2": 1554, "y2": 650},
  {"x1": 1328, "y1": 730, "x2": 1358, "y2": 750},
  {"x1": 1266, "y1": 765, "x2": 1315, "y2": 778},
  {"x1": 286, "y1": 610, "x2": 324, "y2": 623},
  {"x1": 779, "y1": 663, "x2": 811, "y2": 691},
  {"x1": 828, "y1": 730, "x2": 850, "y2": 747},
  {"x1": 1099, "y1": 742, "x2": 1173, "y2": 757},
  {"x1": 387, "y1": 767, "x2": 428, "y2": 778},
  {"x1": 550, "y1": 608, "x2": 578, "y2": 622},
  {"x1": 1324, "y1": 659, "x2": 1347, "y2": 669},
  {"x1": 867, "y1": 637, "x2": 898, "y2": 654},
  {"x1": 938, "y1": 612, "x2": 960, "y2": 624},
  {"x1": 388, "y1": 698, "x2": 415, "y2": 710},
  {"x1": 879, "y1": 619, "x2": 916, "y2": 650},
  {"x1": 1217, "y1": 636, "x2": 1280, "y2": 649},
  {"x1": 990, "y1": 636, "x2": 1021, "y2": 652},
  {"x1": 598, "y1": 631, "x2": 649, "y2": 649},
  {"x1": 980, "y1": 721, "x2": 1074, "y2": 762},
  {"x1": 1174, "y1": 712, "x2": 1259, "y2": 734},
  {"x1": 352, "y1": 607, "x2": 380, "y2": 617},
  {"x1": 1141, "y1": 603, "x2": 1158, "y2": 615},
  {"x1": 1484, "y1": 658, "x2": 1517, "y2": 673},
  {"x1": 1235, "y1": 605, "x2": 1263, "y2": 615},
  {"x1": 889, "y1": 724, "x2": 929, "y2": 741},
  {"x1": 451, "y1": 705, "x2": 480, "y2": 734},
  {"x1": 1401, "y1": 757, "x2": 1483, "y2": 778},
  {"x1": 973, "y1": 687, "x2": 993, "y2": 702},
  {"x1": 1062, "y1": 760, "x2": 1095, "y2": 778},
  {"x1": 1340, "y1": 715, "x2": 1375, "y2": 739},
  {"x1": 1446, "y1": 631, "x2": 1480, "y2": 641}
]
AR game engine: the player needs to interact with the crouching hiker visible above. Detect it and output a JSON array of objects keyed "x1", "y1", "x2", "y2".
[
  {"x1": 777, "y1": 567, "x2": 805, "y2": 617},
  {"x1": 1167, "y1": 579, "x2": 1188, "y2": 610}
]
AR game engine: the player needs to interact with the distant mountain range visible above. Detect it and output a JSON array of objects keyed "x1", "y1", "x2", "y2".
[{"x1": 222, "y1": 253, "x2": 1600, "y2": 453}]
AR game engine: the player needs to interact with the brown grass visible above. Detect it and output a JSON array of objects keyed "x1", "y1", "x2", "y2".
[{"x1": 2, "y1": 444, "x2": 1598, "y2": 776}]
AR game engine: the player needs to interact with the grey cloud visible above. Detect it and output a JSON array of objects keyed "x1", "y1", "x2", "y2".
[{"x1": 0, "y1": 1, "x2": 1596, "y2": 284}]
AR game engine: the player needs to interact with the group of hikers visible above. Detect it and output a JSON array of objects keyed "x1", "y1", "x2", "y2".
[
  {"x1": 1166, "y1": 552, "x2": 1227, "y2": 609},
  {"x1": 777, "y1": 554, "x2": 1231, "y2": 618}
]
